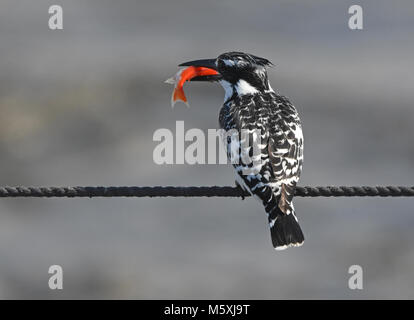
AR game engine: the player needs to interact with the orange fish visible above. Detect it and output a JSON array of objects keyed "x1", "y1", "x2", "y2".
[{"x1": 165, "y1": 66, "x2": 219, "y2": 107}]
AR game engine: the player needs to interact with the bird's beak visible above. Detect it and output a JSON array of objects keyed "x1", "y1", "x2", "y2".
[{"x1": 178, "y1": 59, "x2": 222, "y2": 81}]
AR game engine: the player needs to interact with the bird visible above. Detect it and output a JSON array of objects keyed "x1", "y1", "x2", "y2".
[{"x1": 179, "y1": 52, "x2": 305, "y2": 250}]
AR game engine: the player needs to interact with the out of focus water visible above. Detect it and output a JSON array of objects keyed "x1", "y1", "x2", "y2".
[{"x1": 0, "y1": 0, "x2": 413, "y2": 298}]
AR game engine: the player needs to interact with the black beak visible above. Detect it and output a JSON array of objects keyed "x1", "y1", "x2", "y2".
[
  {"x1": 178, "y1": 58, "x2": 221, "y2": 82},
  {"x1": 179, "y1": 58, "x2": 217, "y2": 69}
]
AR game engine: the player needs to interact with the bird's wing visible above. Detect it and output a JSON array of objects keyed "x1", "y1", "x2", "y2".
[
  {"x1": 219, "y1": 96, "x2": 274, "y2": 190},
  {"x1": 267, "y1": 96, "x2": 303, "y2": 214}
]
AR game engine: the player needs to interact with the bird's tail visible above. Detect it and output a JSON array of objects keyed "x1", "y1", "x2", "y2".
[{"x1": 268, "y1": 205, "x2": 304, "y2": 250}]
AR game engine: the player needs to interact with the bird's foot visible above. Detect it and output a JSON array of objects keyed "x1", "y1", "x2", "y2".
[{"x1": 235, "y1": 181, "x2": 246, "y2": 200}]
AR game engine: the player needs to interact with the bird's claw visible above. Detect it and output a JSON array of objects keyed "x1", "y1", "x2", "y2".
[{"x1": 235, "y1": 181, "x2": 246, "y2": 200}]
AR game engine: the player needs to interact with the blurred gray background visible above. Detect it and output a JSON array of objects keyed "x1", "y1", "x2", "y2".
[{"x1": 0, "y1": 0, "x2": 413, "y2": 299}]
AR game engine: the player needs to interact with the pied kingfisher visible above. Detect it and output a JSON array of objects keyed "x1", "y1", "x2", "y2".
[{"x1": 179, "y1": 52, "x2": 305, "y2": 250}]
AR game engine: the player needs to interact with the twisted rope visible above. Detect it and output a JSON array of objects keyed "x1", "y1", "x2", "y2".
[{"x1": 0, "y1": 186, "x2": 413, "y2": 198}]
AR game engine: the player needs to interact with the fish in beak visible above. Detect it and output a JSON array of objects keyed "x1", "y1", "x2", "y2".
[{"x1": 165, "y1": 59, "x2": 220, "y2": 107}]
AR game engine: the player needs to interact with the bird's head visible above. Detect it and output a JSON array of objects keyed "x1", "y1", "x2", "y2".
[{"x1": 180, "y1": 51, "x2": 274, "y2": 101}]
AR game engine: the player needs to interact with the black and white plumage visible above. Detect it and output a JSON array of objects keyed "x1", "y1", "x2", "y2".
[{"x1": 180, "y1": 52, "x2": 304, "y2": 250}]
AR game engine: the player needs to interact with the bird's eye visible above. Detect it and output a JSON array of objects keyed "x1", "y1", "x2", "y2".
[
  {"x1": 218, "y1": 60, "x2": 230, "y2": 70},
  {"x1": 219, "y1": 59, "x2": 238, "y2": 68}
]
